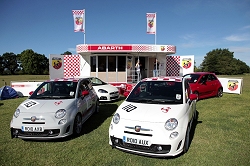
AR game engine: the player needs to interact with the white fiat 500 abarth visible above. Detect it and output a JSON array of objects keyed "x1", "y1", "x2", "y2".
[
  {"x1": 109, "y1": 76, "x2": 197, "y2": 157},
  {"x1": 10, "y1": 77, "x2": 99, "y2": 140}
]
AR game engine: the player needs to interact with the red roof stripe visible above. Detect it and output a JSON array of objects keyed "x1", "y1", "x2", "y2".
[{"x1": 143, "y1": 77, "x2": 183, "y2": 82}]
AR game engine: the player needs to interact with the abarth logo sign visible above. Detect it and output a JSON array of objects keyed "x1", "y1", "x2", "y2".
[
  {"x1": 97, "y1": 46, "x2": 123, "y2": 50},
  {"x1": 75, "y1": 17, "x2": 83, "y2": 25},
  {"x1": 52, "y1": 57, "x2": 62, "y2": 70},
  {"x1": 148, "y1": 18, "x2": 154, "y2": 28},
  {"x1": 161, "y1": 46, "x2": 165, "y2": 51},
  {"x1": 228, "y1": 80, "x2": 238, "y2": 91},
  {"x1": 182, "y1": 58, "x2": 192, "y2": 69}
]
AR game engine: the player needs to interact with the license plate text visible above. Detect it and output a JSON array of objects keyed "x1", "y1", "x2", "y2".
[
  {"x1": 123, "y1": 136, "x2": 150, "y2": 146},
  {"x1": 22, "y1": 126, "x2": 44, "y2": 132}
]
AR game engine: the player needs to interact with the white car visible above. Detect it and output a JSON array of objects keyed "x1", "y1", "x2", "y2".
[
  {"x1": 10, "y1": 77, "x2": 99, "y2": 140},
  {"x1": 109, "y1": 76, "x2": 198, "y2": 157},
  {"x1": 87, "y1": 77, "x2": 120, "y2": 102}
]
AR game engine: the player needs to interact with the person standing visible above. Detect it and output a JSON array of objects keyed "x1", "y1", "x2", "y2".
[
  {"x1": 135, "y1": 60, "x2": 141, "y2": 82},
  {"x1": 153, "y1": 58, "x2": 160, "y2": 77}
]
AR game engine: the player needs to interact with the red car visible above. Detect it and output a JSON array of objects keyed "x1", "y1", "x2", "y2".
[{"x1": 183, "y1": 72, "x2": 223, "y2": 100}]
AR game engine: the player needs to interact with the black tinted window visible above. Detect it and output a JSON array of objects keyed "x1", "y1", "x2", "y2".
[
  {"x1": 30, "y1": 81, "x2": 78, "y2": 99},
  {"x1": 126, "y1": 81, "x2": 183, "y2": 104}
]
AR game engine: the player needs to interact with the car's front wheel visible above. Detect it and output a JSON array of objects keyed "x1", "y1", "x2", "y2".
[
  {"x1": 73, "y1": 113, "x2": 82, "y2": 136},
  {"x1": 194, "y1": 109, "x2": 198, "y2": 121},
  {"x1": 95, "y1": 100, "x2": 99, "y2": 113},
  {"x1": 183, "y1": 125, "x2": 190, "y2": 153},
  {"x1": 217, "y1": 88, "x2": 223, "y2": 97}
]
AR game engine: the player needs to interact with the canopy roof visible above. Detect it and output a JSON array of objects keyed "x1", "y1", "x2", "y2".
[{"x1": 76, "y1": 44, "x2": 176, "y2": 57}]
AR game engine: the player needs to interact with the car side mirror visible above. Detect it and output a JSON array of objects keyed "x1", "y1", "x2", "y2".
[
  {"x1": 81, "y1": 90, "x2": 89, "y2": 97},
  {"x1": 190, "y1": 93, "x2": 198, "y2": 100}
]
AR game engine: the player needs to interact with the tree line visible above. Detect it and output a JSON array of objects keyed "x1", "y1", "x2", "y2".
[
  {"x1": 0, "y1": 50, "x2": 72, "y2": 75},
  {"x1": 196, "y1": 48, "x2": 250, "y2": 75},
  {"x1": 0, "y1": 48, "x2": 249, "y2": 75}
]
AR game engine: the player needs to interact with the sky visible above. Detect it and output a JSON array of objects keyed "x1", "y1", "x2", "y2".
[{"x1": 0, "y1": 0, "x2": 250, "y2": 67}]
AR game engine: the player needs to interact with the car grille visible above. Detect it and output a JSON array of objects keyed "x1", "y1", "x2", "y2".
[
  {"x1": 22, "y1": 117, "x2": 45, "y2": 124},
  {"x1": 22, "y1": 122, "x2": 45, "y2": 124},
  {"x1": 110, "y1": 91, "x2": 119, "y2": 100},
  {"x1": 110, "y1": 91, "x2": 119, "y2": 95},
  {"x1": 124, "y1": 131, "x2": 152, "y2": 137},
  {"x1": 110, "y1": 96, "x2": 119, "y2": 100},
  {"x1": 12, "y1": 129, "x2": 60, "y2": 137},
  {"x1": 110, "y1": 136, "x2": 171, "y2": 154}
]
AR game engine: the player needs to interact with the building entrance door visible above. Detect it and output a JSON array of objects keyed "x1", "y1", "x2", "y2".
[{"x1": 134, "y1": 57, "x2": 148, "y2": 80}]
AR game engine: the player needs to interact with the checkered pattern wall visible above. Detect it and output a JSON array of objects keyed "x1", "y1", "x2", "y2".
[
  {"x1": 77, "y1": 45, "x2": 88, "y2": 52},
  {"x1": 166, "y1": 56, "x2": 180, "y2": 76},
  {"x1": 64, "y1": 55, "x2": 80, "y2": 77},
  {"x1": 166, "y1": 46, "x2": 176, "y2": 53},
  {"x1": 132, "y1": 45, "x2": 156, "y2": 52}
]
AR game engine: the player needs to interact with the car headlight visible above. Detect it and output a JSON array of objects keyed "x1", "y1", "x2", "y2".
[
  {"x1": 14, "y1": 109, "x2": 20, "y2": 118},
  {"x1": 165, "y1": 118, "x2": 178, "y2": 130},
  {"x1": 98, "y1": 89, "x2": 108, "y2": 93},
  {"x1": 55, "y1": 109, "x2": 66, "y2": 119},
  {"x1": 113, "y1": 113, "x2": 120, "y2": 124}
]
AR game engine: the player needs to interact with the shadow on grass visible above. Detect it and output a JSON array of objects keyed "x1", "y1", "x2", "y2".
[
  {"x1": 197, "y1": 95, "x2": 223, "y2": 102},
  {"x1": 0, "y1": 103, "x2": 3, "y2": 106},
  {"x1": 81, "y1": 103, "x2": 118, "y2": 135},
  {"x1": 189, "y1": 111, "x2": 202, "y2": 148},
  {"x1": 23, "y1": 103, "x2": 118, "y2": 143}
]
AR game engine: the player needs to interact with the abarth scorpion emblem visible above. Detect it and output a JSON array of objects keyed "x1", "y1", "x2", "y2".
[
  {"x1": 135, "y1": 126, "x2": 141, "y2": 132},
  {"x1": 31, "y1": 116, "x2": 36, "y2": 122}
]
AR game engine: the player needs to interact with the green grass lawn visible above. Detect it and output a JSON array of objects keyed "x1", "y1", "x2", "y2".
[
  {"x1": 0, "y1": 75, "x2": 250, "y2": 166},
  {"x1": 0, "y1": 75, "x2": 49, "y2": 86}
]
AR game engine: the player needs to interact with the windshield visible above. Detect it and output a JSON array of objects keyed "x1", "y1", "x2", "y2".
[
  {"x1": 184, "y1": 74, "x2": 201, "y2": 83},
  {"x1": 89, "y1": 77, "x2": 107, "y2": 86},
  {"x1": 29, "y1": 81, "x2": 78, "y2": 99},
  {"x1": 126, "y1": 81, "x2": 183, "y2": 104}
]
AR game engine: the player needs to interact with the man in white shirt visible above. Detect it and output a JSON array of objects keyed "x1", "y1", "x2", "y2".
[{"x1": 135, "y1": 60, "x2": 141, "y2": 82}]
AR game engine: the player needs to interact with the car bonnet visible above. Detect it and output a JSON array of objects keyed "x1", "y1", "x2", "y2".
[
  {"x1": 18, "y1": 99, "x2": 75, "y2": 113},
  {"x1": 93, "y1": 84, "x2": 118, "y2": 92},
  {"x1": 116, "y1": 101, "x2": 186, "y2": 123}
]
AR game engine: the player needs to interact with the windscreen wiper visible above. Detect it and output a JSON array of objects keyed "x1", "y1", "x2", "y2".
[
  {"x1": 34, "y1": 96, "x2": 67, "y2": 99},
  {"x1": 127, "y1": 98, "x2": 153, "y2": 103},
  {"x1": 151, "y1": 99, "x2": 181, "y2": 104}
]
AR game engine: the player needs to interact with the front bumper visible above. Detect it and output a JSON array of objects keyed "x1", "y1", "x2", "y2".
[
  {"x1": 10, "y1": 125, "x2": 72, "y2": 140},
  {"x1": 110, "y1": 135, "x2": 172, "y2": 154},
  {"x1": 10, "y1": 113, "x2": 74, "y2": 140},
  {"x1": 109, "y1": 122, "x2": 186, "y2": 157},
  {"x1": 99, "y1": 92, "x2": 120, "y2": 101},
  {"x1": 109, "y1": 136, "x2": 184, "y2": 157}
]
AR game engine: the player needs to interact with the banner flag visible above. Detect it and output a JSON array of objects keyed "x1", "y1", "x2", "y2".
[
  {"x1": 72, "y1": 9, "x2": 85, "y2": 32},
  {"x1": 146, "y1": 13, "x2": 156, "y2": 34},
  {"x1": 218, "y1": 78, "x2": 243, "y2": 94}
]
